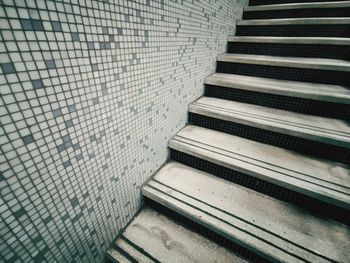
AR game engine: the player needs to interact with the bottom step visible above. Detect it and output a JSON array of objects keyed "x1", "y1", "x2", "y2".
[
  {"x1": 143, "y1": 162, "x2": 350, "y2": 263},
  {"x1": 106, "y1": 208, "x2": 248, "y2": 263}
]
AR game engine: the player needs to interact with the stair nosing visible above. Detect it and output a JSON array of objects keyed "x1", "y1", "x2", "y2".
[
  {"x1": 244, "y1": 0, "x2": 350, "y2": 11},
  {"x1": 205, "y1": 73, "x2": 350, "y2": 104},
  {"x1": 227, "y1": 36, "x2": 350, "y2": 45},
  {"x1": 217, "y1": 53, "x2": 350, "y2": 72},
  {"x1": 237, "y1": 17, "x2": 350, "y2": 25}
]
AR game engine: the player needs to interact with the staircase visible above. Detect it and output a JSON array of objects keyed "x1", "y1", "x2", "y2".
[{"x1": 106, "y1": 1, "x2": 350, "y2": 262}]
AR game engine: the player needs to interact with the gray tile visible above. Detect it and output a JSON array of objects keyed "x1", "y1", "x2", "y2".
[
  {"x1": 51, "y1": 21, "x2": 62, "y2": 32},
  {"x1": 1, "y1": 63, "x2": 16, "y2": 74},
  {"x1": 22, "y1": 134, "x2": 34, "y2": 145},
  {"x1": 32, "y1": 79, "x2": 44, "y2": 89}
]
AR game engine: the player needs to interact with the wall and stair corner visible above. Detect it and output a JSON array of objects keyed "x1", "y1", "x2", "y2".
[{"x1": 0, "y1": 0, "x2": 247, "y2": 262}]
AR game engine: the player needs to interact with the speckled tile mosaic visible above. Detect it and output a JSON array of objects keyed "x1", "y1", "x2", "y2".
[{"x1": 0, "y1": 0, "x2": 246, "y2": 262}]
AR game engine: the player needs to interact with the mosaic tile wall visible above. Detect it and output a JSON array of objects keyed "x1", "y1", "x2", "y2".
[{"x1": 0, "y1": 0, "x2": 246, "y2": 262}]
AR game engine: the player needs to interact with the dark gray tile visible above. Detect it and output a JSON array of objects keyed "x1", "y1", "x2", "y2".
[
  {"x1": 51, "y1": 21, "x2": 62, "y2": 32},
  {"x1": 71, "y1": 32, "x2": 80, "y2": 41},
  {"x1": 22, "y1": 134, "x2": 34, "y2": 145},
  {"x1": 65, "y1": 120, "x2": 74, "y2": 128},
  {"x1": 45, "y1": 59, "x2": 56, "y2": 69},
  {"x1": 70, "y1": 197, "x2": 79, "y2": 207},
  {"x1": 52, "y1": 109, "x2": 62, "y2": 117},
  {"x1": 68, "y1": 104, "x2": 76, "y2": 113},
  {"x1": 87, "y1": 42, "x2": 95, "y2": 49},
  {"x1": 32, "y1": 19, "x2": 44, "y2": 31},
  {"x1": 32, "y1": 79, "x2": 44, "y2": 89},
  {"x1": 63, "y1": 160, "x2": 71, "y2": 168},
  {"x1": 20, "y1": 19, "x2": 33, "y2": 30},
  {"x1": 1, "y1": 63, "x2": 16, "y2": 74}
]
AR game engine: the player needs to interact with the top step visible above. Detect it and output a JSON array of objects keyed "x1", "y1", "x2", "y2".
[{"x1": 249, "y1": 0, "x2": 350, "y2": 6}]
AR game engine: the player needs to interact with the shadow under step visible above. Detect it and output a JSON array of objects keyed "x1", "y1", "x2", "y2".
[
  {"x1": 216, "y1": 53, "x2": 350, "y2": 86},
  {"x1": 236, "y1": 18, "x2": 350, "y2": 37},
  {"x1": 189, "y1": 97, "x2": 350, "y2": 163},
  {"x1": 204, "y1": 73, "x2": 350, "y2": 119},
  {"x1": 143, "y1": 161, "x2": 350, "y2": 263},
  {"x1": 243, "y1": 1, "x2": 350, "y2": 19},
  {"x1": 227, "y1": 36, "x2": 350, "y2": 60},
  {"x1": 106, "y1": 207, "x2": 251, "y2": 263}
]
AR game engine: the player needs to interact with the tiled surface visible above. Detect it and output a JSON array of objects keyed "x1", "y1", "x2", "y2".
[{"x1": 0, "y1": 0, "x2": 246, "y2": 262}]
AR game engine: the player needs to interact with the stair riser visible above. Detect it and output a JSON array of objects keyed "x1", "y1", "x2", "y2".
[
  {"x1": 249, "y1": 0, "x2": 349, "y2": 6},
  {"x1": 204, "y1": 84, "x2": 350, "y2": 119},
  {"x1": 227, "y1": 42, "x2": 350, "y2": 61},
  {"x1": 236, "y1": 24, "x2": 350, "y2": 38},
  {"x1": 188, "y1": 112, "x2": 350, "y2": 164},
  {"x1": 170, "y1": 149, "x2": 350, "y2": 226},
  {"x1": 144, "y1": 198, "x2": 269, "y2": 263},
  {"x1": 216, "y1": 61, "x2": 350, "y2": 86},
  {"x1": 243, "y1": 8, "x2": 350, "y2": 19}
]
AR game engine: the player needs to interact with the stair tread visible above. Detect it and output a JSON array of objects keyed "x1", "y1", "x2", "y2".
[
  {"x1": 217, "y1": 53, "x2": 350, "y2": 72},
  {"x1": 108, "y1": 208, "x2": 248, "y2": 263},
  {"x1": 143, "y1": 161, "x2": 350, "y2": 263},
  {"x1": 190, "y1": 96, "x2": 350, "y2": 148},
  {"x1": 205, "y1": 73, "x2": 350, "y2": 104},
  {"x1": 228, "y1": 36, "x2": 350, "y2": 45},
  {"x1": 245, "y1": 0, "x2": 350, "y2": 11},
  {"x1": 237, "y1": 17, "x2": 350, "y2": 25},
  {"x1": 170, "y1": 125, "x2": 350, "y2": 208}
]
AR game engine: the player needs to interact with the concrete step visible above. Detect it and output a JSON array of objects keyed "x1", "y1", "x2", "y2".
[
  {"x1": 227, "y1": 37, "x2": 350, "y2": 61},
  {"x1": 143, "y1": 161, "x2": 350, "y2": 263},
  {"x1": 169, "y1": 125, "x2": 350, "y2": 210},
  {"x1": 245, "y1": 0, "x2": 350, "y2": 11},
  {"x1": 217, "y1": 54, "x2": 350, "y2": 72},
  {"x1": 205, "y1": 73, "x2": 350, "y2": 105},
  {"x1": 216, "y1": 54, "x2": 350, "y2": 86},
  {"x1": 244, "y1": 3, "x2": 350, "y2": 19},
  {"x1": 106, "y1": 208, "x2": 249, "y2": 263},
  {"x1": 228, "y1": 36, "x2": 350, "y2": 45},
  {"x1": 188, "y1": 97, "x2": 350, "y2": 163},
  {"x1": 238, "y1": 17, "x2": 350, "y2": 26},
  {"x1": 190, "y1": 96, "x2": 350, "y2": 148},
  {"x1": 236, "y1": 19, "x2": 350, "y2": 38}
]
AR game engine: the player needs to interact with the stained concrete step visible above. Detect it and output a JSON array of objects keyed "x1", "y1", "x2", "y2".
[
  {"x1": 169, "y1": 125, "x2": 350, "y2": 210},
  {"x1": 217, "y1": 54, "x2": 350, "y2": 72},
  {"x1": 205, "y1": 73, "x2": 350, "y2": 105},
  {"x1": 245, "y1": 0, "x2": 350, "y2": 11},
  {"x1": 190, "y1": 97, "x2": 350, "y2": 149},
  {"x1": 143, "y1": 161, "x2": 350, "y2": 263},
  {"x1": 106, "y1": 208, "x2": 249, "y2": 263}
]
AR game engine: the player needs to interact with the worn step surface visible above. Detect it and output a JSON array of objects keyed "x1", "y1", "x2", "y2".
[
  {"x1": 190, "y1": 97, "x2": 350, "y2": 149},
  {"x1": 205, "y1": 73, "x2": 350, "y2": 104},
  {"x1": 169, "y1": 125, "x2": 350, "y2": 210},
  {"x1": 143, "y1": 161, "x2": 350, "y2": 263},
  {"x1": 216, "y1": 54, "x2": 350, "y2": 86},
  {"x1": 106, "y1": 208, "x2": 248, "y2": 263},
  {"x1": 243, "y1": 1, "x2": 350, "y2": 19}
]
